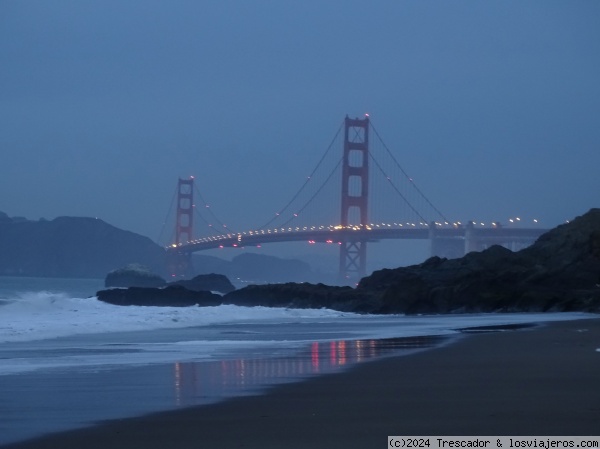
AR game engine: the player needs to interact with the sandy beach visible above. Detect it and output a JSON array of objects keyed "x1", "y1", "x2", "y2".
[{"x1": 5, "y1": 317, "x2": 600, "y2": 449}]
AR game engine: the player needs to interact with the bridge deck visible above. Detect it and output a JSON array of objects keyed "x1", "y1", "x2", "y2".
[{"x1": 168, "y1": 226, "x2": 548, "y2": 253}]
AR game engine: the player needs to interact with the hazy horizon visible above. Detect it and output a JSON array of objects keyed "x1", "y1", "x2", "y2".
[{"x1": 2, "y1": 1, "x2": 599, "y2": 270}]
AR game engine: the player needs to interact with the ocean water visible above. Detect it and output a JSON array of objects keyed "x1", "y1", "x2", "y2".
[{"x1": 0, "y1": 276, "x2": 595, "y2": 446}]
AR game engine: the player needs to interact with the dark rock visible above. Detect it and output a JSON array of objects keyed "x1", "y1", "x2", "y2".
[
  {"x1": 105, "y1": 264, "x2": 166, "y2": 288},
  {"x1": 170, "y1": 273, "x2": 235, "y2": 294},
  {"x1": 97, "y1": 285, "x2": 223, "y2": 307},
  {"x1": 99, "y1": 272, "x2": 236, "y2": 307},
  {"x1": 223, "y1": 282, "x2": 380, "y2": 313}
]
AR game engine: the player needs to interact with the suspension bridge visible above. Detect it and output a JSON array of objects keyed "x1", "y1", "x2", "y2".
[{"x1": 163, "y1": 115, "x2": 547, "y2": 281}]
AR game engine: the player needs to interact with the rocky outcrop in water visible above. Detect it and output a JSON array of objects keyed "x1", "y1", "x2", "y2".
[
  {"x1": 97, "y1": 272, "x2": 236, "y2": 306},
  {"x1": 105, "y1": 264, "x2": 167, "y2": 288},
  {"x1": 223, "y1": 282, "x2": 379, "y2": 313},
  {"x1": 170, "y1": 273, "x2": 235, "y2": 294},
  {"x1": 97, "y1": 285, "x2": 222, "y2": 307}
]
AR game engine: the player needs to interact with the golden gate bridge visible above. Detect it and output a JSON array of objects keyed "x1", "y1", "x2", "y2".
[{"x1": 162, "y1": 116, "x2": 546, "y2": 282}]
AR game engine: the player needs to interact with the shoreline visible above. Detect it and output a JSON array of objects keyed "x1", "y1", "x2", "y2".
[
  {"x1": 0, "y1": 331, "x2": 455, "y2": 446},
  {"x1": 5, "y1": 317, "x2": 600, "y2": 449}
]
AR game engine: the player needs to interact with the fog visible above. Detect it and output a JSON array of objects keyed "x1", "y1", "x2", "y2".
[{"x1": 1, "y1": 1, "x2": 599, "y2": 270}]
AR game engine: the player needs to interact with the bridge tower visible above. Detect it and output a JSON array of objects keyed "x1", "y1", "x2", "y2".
[
  {"x1": 167, "y1": 177, "x2": 195, "y2": 278},
  {"x1": 175, "y1": 177, "x2": 194, "y2": 245},
  {"x1": 339, "y1": 115, "x2": 370, "y2": 281}
]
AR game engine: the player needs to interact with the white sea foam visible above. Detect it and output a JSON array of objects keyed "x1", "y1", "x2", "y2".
[
  {"x1": 0, "y1": 291, "x2": 356, "y2": 343},
  {"x1": 0, "y1": 291, "x2": 596, "y2": 345},
  {"x1": 0, "y1": 291, "x2": 596, "y2": 376}
]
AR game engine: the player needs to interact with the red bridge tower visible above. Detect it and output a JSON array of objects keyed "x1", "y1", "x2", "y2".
[
  {"x1": 175, "y1": 177, "x2": 194, "y2": 245},
  {"x1": 168, "y1": 177, "x2": 195, "y2": 277},
  {"x1": 339, "y1": 115, "x2": 369, "y2": 281}
]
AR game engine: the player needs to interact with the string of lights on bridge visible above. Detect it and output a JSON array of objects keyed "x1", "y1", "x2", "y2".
[
  {"x1": 164, "y1": 116, "x2": 544, "y2": 255},
  {"x1": 169, "y1": 216, "x2": 542, "y2": 249}
]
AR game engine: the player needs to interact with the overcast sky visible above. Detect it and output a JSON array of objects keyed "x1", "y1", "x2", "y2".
[{"x1": 1, "y1": 1, "x2": 599, "y2": 268}]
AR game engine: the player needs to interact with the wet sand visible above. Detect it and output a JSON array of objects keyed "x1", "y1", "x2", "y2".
[{"x1": 5, "y1": 317, "x2": 600, "y2": 449}]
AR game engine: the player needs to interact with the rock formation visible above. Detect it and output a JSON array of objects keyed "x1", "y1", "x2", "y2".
[
  {"x1": 170, "y1": 273, "x2": 235, "y2": 294},
  {"x1": 98, "y1": 272, "x2": 236, "y2": 306},
  {"x1": 97, "y1": 285, "x2": 222, "y2": 307},
  {"x1": 105, "y1": 264, "x2": 167, "y2": 288},
  {"x1": 223, "y1": 282, "x2": 378, "y2": 312}
]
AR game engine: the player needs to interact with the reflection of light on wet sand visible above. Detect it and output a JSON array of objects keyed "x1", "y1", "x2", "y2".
[
  {"x1": 174, "y1": 362, "x2": 181, "y2": 406},
  {"x1": 338, "y1": 341, "x2": 346, "y2": 365},
  {"x1": 171, "y1": 335, "x2": 448, "y2": 407},
  {"x1": 239, "y1": 359, "x2": 245, "y2": 386},
  {"x1": 330, "y1": 341, "x2": 336, "y2": 366},
  {"x1": 355, "y1": 340, "x2": 363, "y2": 363},
  {"x1": 311, "y1": 342, "x2": 319, "y2": 373}
]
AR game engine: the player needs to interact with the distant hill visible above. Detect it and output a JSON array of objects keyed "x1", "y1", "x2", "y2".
[
  {"x1": 193, "y1": 252, "x2": 328, "y2": 284},
  {"x1": 0, "y1": 213, "x2": 166, "y2": 278},
  {"x1": 0, "y1": 212, "x2": 328, "y2": 282}
]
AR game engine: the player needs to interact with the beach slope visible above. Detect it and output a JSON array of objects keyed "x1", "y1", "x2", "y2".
[{"x1": 5, "y1": 317, "x2": 600, "y2": 449}]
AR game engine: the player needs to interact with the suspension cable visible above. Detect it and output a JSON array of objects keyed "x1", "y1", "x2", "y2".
[
  {"x1": 278, "y1": 157, "x2": 343, "y2": 228},
  {"x1": 193, "y1": 205, "x2": 222, "y2": 238},
  {"x1": 369, "y1": 152, "x2": 429, "y2": 223},
  {"x1": 259, "y1": 121, "x2": 344, "y2": 229},
  {"x1": 370, "y1": 122, "x2": 449, "y2": 222},
  {"x1": 193, "y1": 183, "x2": 234, "y2": 233},
  {"x1": 156, "y1": 183, "x2": 178, "y2": 245}
]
